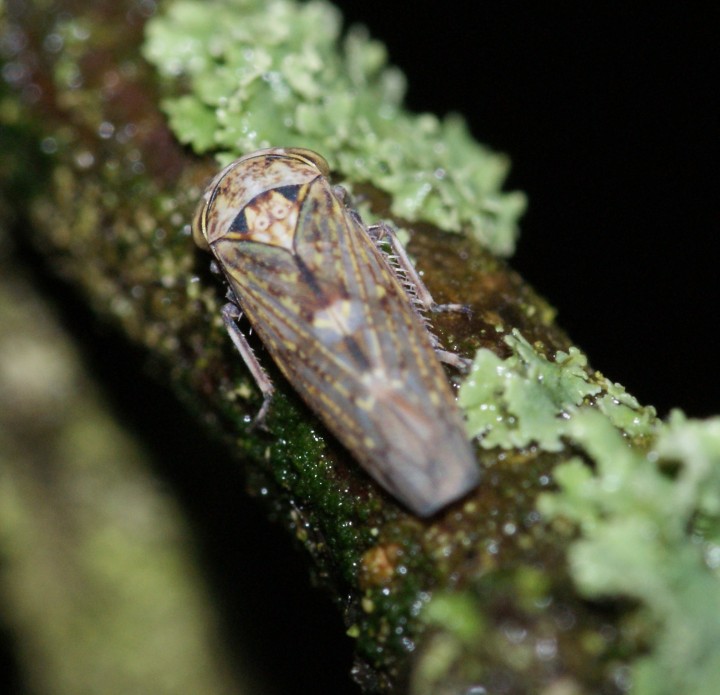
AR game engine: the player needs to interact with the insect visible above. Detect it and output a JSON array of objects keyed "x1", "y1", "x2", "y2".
[{"x1": 192, "y1": 147, "x2": 479, "y2": 516}]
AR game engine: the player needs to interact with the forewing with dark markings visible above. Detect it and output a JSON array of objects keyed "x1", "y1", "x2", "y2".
[{"x1": 199, "y1": 148, "x2": 479, "y2": 515}]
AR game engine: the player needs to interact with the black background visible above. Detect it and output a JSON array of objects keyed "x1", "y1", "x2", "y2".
[{"x1": 341, "y1": 2, "x2": 719, "y2": 419}]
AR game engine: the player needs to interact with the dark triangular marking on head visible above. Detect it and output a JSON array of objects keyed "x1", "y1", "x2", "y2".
[
  {"x1": 228, "y1": 210, "x2": 248, "y2": 234},
  {"x1": 274, "y1": 184, "x2": 300, "y2": 202}
]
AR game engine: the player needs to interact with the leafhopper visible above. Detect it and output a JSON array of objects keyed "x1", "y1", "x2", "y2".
[{"x1": 192, "y1": 148, "x2": 479, "y2": 516}]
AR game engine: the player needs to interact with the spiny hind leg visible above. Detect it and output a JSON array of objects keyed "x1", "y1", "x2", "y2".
[
  {"x1": 368, "y1": 223, "x2": 471, "y2": 316},
  {"x1": 367, "y1": 222, "x2": 472, "y2": 371}
]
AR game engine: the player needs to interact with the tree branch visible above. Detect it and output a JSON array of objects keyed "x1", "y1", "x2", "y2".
[{"x1": 2, "y1": 2, "x2": 719, "y2": 694}]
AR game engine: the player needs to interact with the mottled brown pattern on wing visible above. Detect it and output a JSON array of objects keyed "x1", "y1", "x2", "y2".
[{"x1": 200, "y1": 148, "x2": 479, "y2": 515}]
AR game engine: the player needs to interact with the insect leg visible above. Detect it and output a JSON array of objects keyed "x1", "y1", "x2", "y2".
[
  {"x1": 434, "y1": 349, "x2": 473, "y2": 372},
  {"x1": 221, "y1": 303, "x2": 275, "y2": 424},
  {"x1": 369, "y1": 223, "x2": 471, "y2": 316},
  {"x1": 369, "y1": 223, "x2": 472, "y2": 371}
]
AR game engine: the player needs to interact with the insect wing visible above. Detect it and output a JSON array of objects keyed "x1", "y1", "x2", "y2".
[
  {"x1": 211, "y1": 166, "x2": 478, "y2": 515},
  {"x1": 295, "y1": 182, "x2": 479, "y2": 516}
]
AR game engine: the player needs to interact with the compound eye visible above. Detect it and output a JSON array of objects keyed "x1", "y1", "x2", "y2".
[
  {"x1": 284, "y1": 148, "x2": 330, "y2": 176},
  {"x1": 192, "y1": 199, "x2": 210, "y2": 251}
]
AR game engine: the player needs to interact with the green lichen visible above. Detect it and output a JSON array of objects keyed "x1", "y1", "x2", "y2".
[
  {"x1": 458, "y1": 329, "x2": 658, "y2": 451},
  {"x1": 461, "y1": 331, "x2": 720, "y2": 693},
  {"x1": 142, "y1": 0, "x2": 526, "y2": 256},
  {"x1": 539, "y1": 411, "x2": 720, "y2": 695}
]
